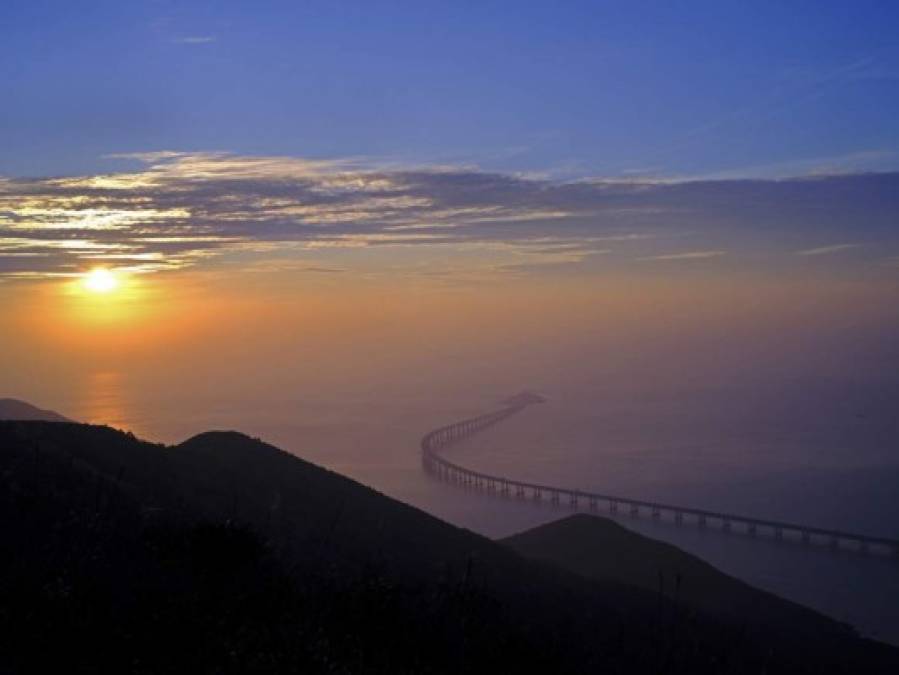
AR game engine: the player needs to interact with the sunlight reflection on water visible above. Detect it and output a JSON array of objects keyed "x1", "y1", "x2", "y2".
[{"x1": 78, "y1": 371, "x2": 135, "y2": 432}]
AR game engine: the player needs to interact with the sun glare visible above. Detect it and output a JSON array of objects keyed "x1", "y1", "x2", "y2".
[{"x1": 83, "y1": 268, "x2": 120, "y2": 294}]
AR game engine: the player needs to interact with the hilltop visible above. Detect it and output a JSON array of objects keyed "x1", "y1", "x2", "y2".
[{"x1": 503, "y1": 514, "x2": 838, "y2": 637}]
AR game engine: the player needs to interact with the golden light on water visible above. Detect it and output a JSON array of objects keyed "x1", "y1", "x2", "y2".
[{"x1": 83, "y1": 268, "x2": 120, "y2": 294}]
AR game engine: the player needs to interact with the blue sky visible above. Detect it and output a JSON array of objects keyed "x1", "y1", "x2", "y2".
[
  {"x1": 3, "y1": 1, "x2": 899, "y2": 178},
  {"x1": 3, "y1": 2, "x2": 899, "y2": 282}
]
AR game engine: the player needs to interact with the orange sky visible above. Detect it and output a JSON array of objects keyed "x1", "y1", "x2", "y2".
[{"x1": 3, "y1": 263, "x2": 897, "y2": 437}]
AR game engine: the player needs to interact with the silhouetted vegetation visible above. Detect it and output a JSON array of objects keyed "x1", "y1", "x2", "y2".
[
  {"x1": 1, "y1": 421, "x2": 896, "y2": 673},
  {"x1": 504, "y1": 513, "x2": 847, "y2": 636}
]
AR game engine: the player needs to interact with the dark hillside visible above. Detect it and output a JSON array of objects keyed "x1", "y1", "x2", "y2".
[{"x1": 0, "y1": 421, "x2": 896, "y2": 674}]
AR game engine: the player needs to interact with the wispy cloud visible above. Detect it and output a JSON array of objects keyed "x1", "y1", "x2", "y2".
[
  {"x1": 1, "y1": 152, "x2": 897, "y2": 280},
  {"x1": 639, "y1": 250, "x2": 726, "y2": 261},
  {"x1": 641, "y1": 57, "x2": 891, "y2": 175},
  {"x1": 173, "y1": 36, "x2": 216, "y2": 45},
  {"x1": 797, "y1": 243, "x2": 861, "y2": 256},
  {"x1": 690, "y1": 150, "x2": 897, "y2": 181}
]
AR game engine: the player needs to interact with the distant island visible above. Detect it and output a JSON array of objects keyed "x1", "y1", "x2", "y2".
[
  {"x1": 501, "y1": 390, "x2": 547, "y2": 407},
  {"x1": 0, "y1": 398, "x2": 70, "y2": 422}
]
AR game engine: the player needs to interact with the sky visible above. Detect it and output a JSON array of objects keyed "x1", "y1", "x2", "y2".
[
  {"x1": 3, "y1": 1, "x2": 899, "y2": 179},
  {"x1": 2, "y1": 1, "x2": 899, "y2": 283},
  {"x1": 1, "y1": 1, "x2": 898, "y2": 440}
]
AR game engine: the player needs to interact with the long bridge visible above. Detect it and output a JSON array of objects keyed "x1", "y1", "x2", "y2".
[{"x1": 421, "y1": 399, "x2": 899, "y2": 559}]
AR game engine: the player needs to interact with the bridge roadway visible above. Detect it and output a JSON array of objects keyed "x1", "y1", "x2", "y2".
[{"x1": 421, "y1": 403, "x2": 899, "y2": 559}]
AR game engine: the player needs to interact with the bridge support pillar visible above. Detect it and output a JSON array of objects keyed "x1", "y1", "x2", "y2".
[
  {"x1": 723, "y1": 519, "x2": 732, "y2": 533},
  {"x1": 674, "y1": 512, "x2": 683, "y2": 525}
]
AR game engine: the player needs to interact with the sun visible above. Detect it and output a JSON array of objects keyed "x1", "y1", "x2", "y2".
[{"x1": 82, "y1": 268, "x2": 120, "y2": 294}]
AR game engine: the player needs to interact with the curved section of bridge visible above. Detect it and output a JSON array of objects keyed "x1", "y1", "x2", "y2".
[{"x1": 421, "y1": 401, "x2": 899, "y2": 559}]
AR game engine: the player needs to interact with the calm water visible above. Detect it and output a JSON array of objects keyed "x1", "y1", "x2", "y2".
[{"x1": 54, "y1": 372, "x2": 899, "y2": 645}]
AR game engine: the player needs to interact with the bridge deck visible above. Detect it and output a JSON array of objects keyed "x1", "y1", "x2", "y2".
[{"x1": 421, "y1": 406, "x2": 899, "y2": 557}]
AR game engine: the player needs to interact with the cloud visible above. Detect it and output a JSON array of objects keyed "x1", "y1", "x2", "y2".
[
  {"x1": 639, "y1": 250, "x2": 726, "y2": 261},
  {"x1": 173, "y1": 36, "x2": 216, "y2": 44},
  {"x1": 1, "y1": 152, "x2": 897, "y2": 280},
  {"x1": 797, "y1": 243, "x2": 861, "y2": 256}
]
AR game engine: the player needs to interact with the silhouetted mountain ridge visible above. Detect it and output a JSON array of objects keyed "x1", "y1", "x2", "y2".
[{"x1": 0, "y1": 419, "x2": 896, "y2": 674}]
